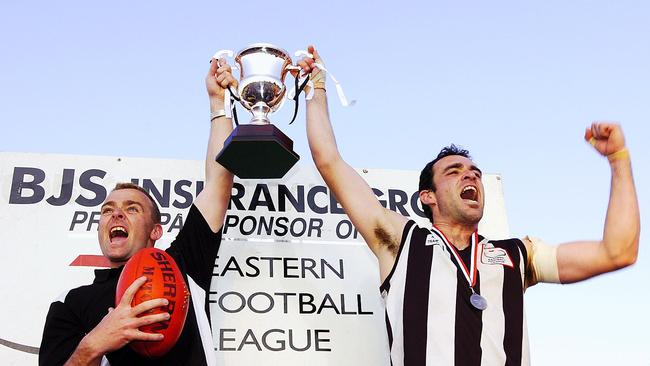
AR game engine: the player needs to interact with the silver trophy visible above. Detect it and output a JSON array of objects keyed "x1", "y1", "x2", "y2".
[
  {"x1": 234, "y1": 44, "x2": 293, "y2": 124},
  {"x1": 214, "y1": 43, "x2": 304, "y2": 179}
]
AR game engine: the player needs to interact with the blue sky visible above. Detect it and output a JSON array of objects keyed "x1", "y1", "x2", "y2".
[{"x1": 1, "y1": 0, "x2": 648, "y2": 364}]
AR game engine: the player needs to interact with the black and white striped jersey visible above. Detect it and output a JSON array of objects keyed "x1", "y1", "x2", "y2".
[{"x1": 381, "y1": 220, "x2": 530, "y2": 366}]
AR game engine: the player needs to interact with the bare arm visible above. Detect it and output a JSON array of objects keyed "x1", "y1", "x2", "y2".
[
  {"x1": 193, "y1": 58, "x2": 236, "y2": 232},
  {"x1": 527, "y1": 123, "x2": 639, "y2": 284},
  {"x1": 302, "y1": 47, "x2": 407, "y2": 280}
]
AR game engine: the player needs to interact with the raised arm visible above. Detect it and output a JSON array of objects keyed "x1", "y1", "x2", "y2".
[
  {"x1": 193, "y1": 58, "x2": 236, "y2": 232},
  {"x1": 301, "y1": 46, "x2": 407, "y2": 279},
  {"x1": 527, "y1": 122, "x2": 639, "y2": 285}
]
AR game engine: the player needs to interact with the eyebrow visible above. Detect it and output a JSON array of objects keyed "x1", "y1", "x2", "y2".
[
  {"x1": 124, "y1": 200, "x2": 145, "y2": 208},
  {"x1": 100, "y1": 200, "x2": 145, "y2": 210},
  {"x1": 442, "y1": 162, "x2": 464, "y2": 173},
  {"x1": 442, "y1": 162, "x2": 483, "y2": 176}
]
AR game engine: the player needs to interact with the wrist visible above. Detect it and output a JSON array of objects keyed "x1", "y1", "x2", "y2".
[
  {"x1": 607, "y1": 148, "x2": 629, "y2": 163},
  {"x1": 76, "y1": 334, "x2": 105, "y2": 362},
  {"x1": 312, "y1": 81, "x2": 326, "y2": 91},
  {"x1": 210, "y1": 109, "x2": 229, "y2": 122},
  {"x1": 209, "y1": 97, "x2": 226, "y2": 113},
  {"x1": 313, "y1": 88, "x2": 327, "y2": 97}
]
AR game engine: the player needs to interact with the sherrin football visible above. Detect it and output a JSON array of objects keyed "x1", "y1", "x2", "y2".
[{"x1": 116, "y1": 248, "x2": 190, "y2": 358}]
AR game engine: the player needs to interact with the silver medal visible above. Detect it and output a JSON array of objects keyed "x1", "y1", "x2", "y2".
[{"x1": 470, "y1": 293, "x2": 488, "y2": 311}]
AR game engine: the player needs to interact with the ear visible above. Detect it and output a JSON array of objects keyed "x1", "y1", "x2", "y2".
[
  {"x1": 419, "y1": 190, "x2": 436, "y2": 207},
  {"x1": 150, "y1": 223, "x2": 163, "y2": 241}
]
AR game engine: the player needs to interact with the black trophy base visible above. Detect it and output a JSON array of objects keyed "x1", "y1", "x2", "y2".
[{"x1": 216, "y1": 124, "x2": 300, "y2": 179}]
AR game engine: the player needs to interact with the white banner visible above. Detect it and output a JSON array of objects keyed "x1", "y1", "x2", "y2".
[{"x1": 0, "y1": 152, "x2": 509, "y2": 365}]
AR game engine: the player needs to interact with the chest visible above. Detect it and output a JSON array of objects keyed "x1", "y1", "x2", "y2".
[{"x1": 429, "y1": 242, "x2": 525, "y2": 299}]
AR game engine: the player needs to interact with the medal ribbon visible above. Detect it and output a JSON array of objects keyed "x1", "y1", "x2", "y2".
[{"x1": 431, "y1": 226, "x2": 480, "y2": 288}]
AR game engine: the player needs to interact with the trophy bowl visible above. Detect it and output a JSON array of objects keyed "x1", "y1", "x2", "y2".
[
  {"x1": 215, "y1": 43, "x2": 300, "y2": 179},
  {"x1": 235, "y1": 44, "x2": 292, "y2": 123}
]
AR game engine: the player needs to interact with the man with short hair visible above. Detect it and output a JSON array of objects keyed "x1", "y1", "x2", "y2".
[
  {"x1": 299, "y1": 46, "x2": 640, "y2": 365},
  {"x1": 39, "y1": 57, "x2": 238, "y2": 365}
]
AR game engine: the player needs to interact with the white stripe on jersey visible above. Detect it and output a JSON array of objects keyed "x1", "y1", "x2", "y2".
[
  {"x1": 188, "y1": 276, "x2": 217, "y2": 366},
  {"x1": 521, "y1": 311, "x2": 531, "y2": 365},
  {"x1": 478, "y1": 242, "x2": 508, "y2": 365},
  {"x1": 426, "y1": 243, "x2": 458, "y2": 365}
]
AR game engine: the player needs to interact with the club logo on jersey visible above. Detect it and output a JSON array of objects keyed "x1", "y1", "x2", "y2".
[
  {"x1": 425, "y1": 234, "x2": 443, "y2": 246},
  {"x1": 481, "y1": 243, "x2": 514, "y2": 268}
]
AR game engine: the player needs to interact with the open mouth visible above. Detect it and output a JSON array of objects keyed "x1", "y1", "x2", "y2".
[
  {"x1": 109, "y1": 226, "x2": 129, "y2": 241},
  {"x1": 460, "y1": 186, "x2": 479, "y2": 202}
]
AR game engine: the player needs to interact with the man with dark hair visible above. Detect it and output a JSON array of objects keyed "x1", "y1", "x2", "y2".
[
  {"x1": 39, "y1": 57, "x2": 238, "y2": 365},
  {"x1": 418, "y1": 144, "x2": 471, "y2": 224},
  {"x1": 299, "y1": 46, "x2": 639, "y2": 365}
]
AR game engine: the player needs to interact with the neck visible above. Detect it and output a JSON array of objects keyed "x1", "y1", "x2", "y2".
[
  {"x1": 433, "y1": 222, "x2": 477, "y2": 250},
  {"x1": 109, "y1": 260, "x2": 126, "y2": 268}
]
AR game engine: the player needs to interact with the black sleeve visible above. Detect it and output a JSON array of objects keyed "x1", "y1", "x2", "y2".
[
  {"x1": 39, "y1": 300, "x2": 85, "y2": 366},
  {"x1": 166, "y1": 204, "x2": 223, "y2": 291}
]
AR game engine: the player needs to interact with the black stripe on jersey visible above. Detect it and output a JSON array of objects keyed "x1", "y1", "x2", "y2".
[
  {"x1": 380, "y1": 221, "x2": 415, "y2": 293},
  {"x1": 385, "y1": 310, "x2": 395, "y2": 366},
  {"x1": 494, "y1": 239, "x2": 524, "y2": 366},
  {"x1": 452, "y1": 245, "x2": 483, "y2": 366},
  {"x1": 385, "y1": 310, "x2": 393, "y2": 350},
  {"x1": 403, "y1": 226, "x2": 434, "y2": 366},
  {"x1": 514, "y1": 239, "x2": 528, "y2": 264}
]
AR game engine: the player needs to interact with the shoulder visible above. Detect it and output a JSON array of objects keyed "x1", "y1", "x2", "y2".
[
  {"x1": 399, "y1": 220, "x2": 433, "y2": 244},
  {"x1": 488, "y1": 237, "x2": 528, "y2": 264},
  {"x1": 52, "y1": 282, "x2": 95, "y2": 304},
  {"x1": 490, "y1": 237, "x2": 527, "y2": 252},
  {"x1": 407, "y1": 220, "x2": 434, "y2": 235},
  {"x1": 43, "y1": 282, "x2": 100, "y2": 329},
  {"x1": 48, "y1": 282, "x2": 106, "y2": 316}
]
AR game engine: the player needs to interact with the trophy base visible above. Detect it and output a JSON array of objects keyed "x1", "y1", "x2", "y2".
[{"x1": 216, "y1": 124, "x2": 300, "y2": 179}]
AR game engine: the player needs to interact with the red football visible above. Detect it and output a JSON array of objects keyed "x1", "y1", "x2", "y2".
[{"x1": 116, "y1": 248, "x2": 190, "y2": 358}]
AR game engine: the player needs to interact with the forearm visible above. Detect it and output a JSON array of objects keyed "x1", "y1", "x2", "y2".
[
  {"x1": 601, "y1": 155, "x2": 639, "y2": 266},
  {"x1": 306, "y1": 89, "x2": 342, "y2": 170},
  {"x1": 206, "y1": 97, "x2": 234, "y2": 184},
  {"x1": 63, "y1": 337, "x2": 103, "y2": 366},
  {"x1": 556, "y1": 156, "x2": 640, "y2": 282},
  {"x1": 555, "y1": 123, "x2": 638, "y2": 283},
  {"x1": 194, "y1": 96, "x2": 234, "y2": 231},
  {"x1": 305, "y1": 88, "x2": 406, "y2": 257},
  {"x1": 304, "y1": 90, "x2": 357, "y2": 213}
]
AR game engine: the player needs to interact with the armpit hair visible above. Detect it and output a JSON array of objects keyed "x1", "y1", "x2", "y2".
[{"x1": 374, "y1": 227, "x2": 399, "y2": 256}]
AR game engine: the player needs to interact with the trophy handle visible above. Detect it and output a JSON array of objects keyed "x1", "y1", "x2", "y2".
[
  {"x1": 212, "y1": 49, "x2": 243, "y2": 108},
  {"x1": 213, "y1": 49, "x2": 234, "y2": 59}
]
